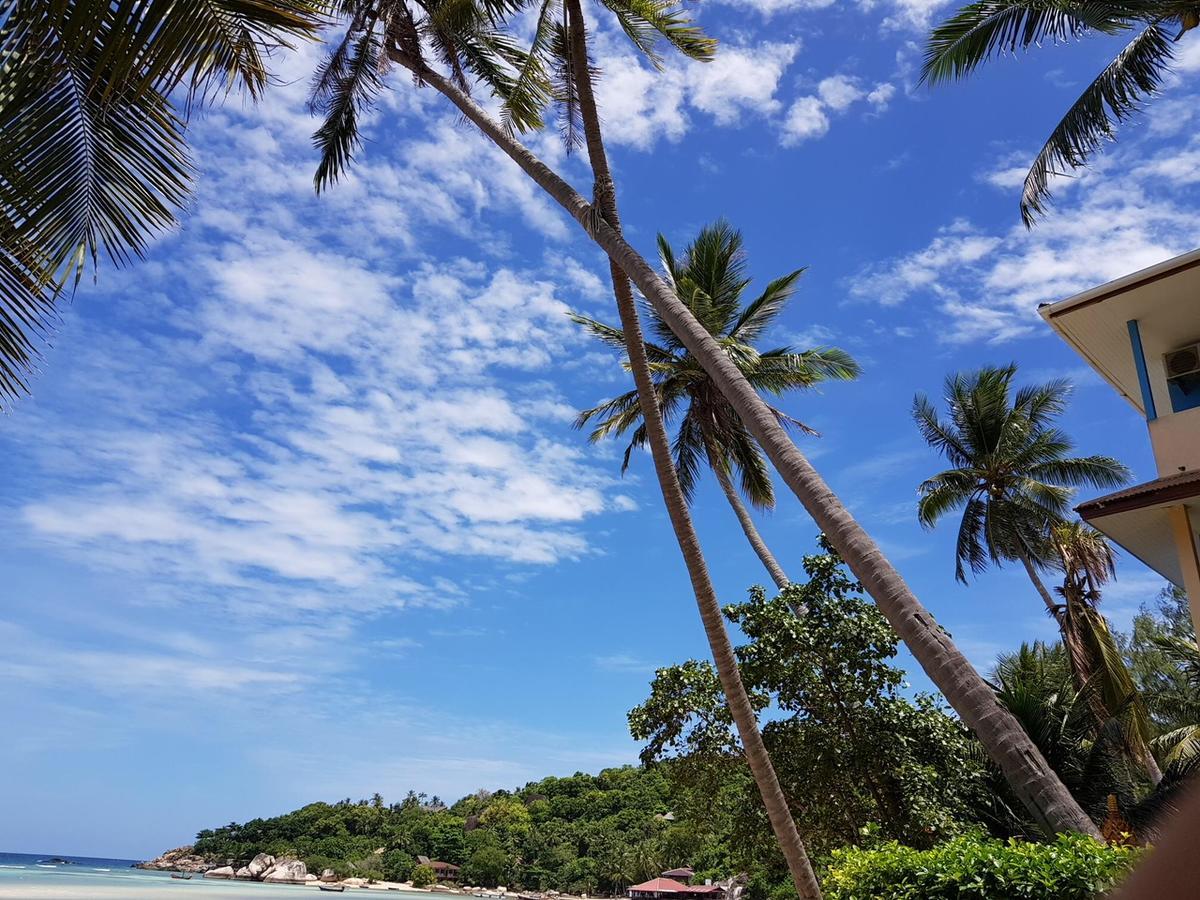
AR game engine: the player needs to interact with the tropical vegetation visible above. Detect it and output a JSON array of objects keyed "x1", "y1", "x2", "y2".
[
  {"x1": 574, "y1": 221, "x2": 860, "y2": 589},
  {"x1": 923, "y1": 0, "x2": 1198, "y2": 224},
  {"x1": 182, "y1": 547, "x2": 1197, "y2": 896},
  {"x1": 3, "y1": 0, "x2": 1101, "y2": 846},
  {"x1": 823, "y1": 833, "x2": 1144, "y2": 900},
  {"x1": 303, "y1": 0, "x2": 1098, "y2": 840},
  {"x1": 913, "y1": 366, "x2": 1161, "y2": 782}
]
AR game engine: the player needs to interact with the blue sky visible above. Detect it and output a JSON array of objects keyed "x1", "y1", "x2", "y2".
[{"x1": 3, "y1": 0, "x2": 1200, "y2": 859}]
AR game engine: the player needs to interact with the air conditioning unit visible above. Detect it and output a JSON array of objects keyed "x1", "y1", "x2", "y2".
[{"x1": 1165, "y1": 343, "x2": 1200, "y2": 380}]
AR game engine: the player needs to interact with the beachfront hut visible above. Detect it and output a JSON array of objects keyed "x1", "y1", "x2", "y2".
[
  {"x1": 417, "y1": 855, "x2": 461, "y2": 882},
  {"x1": 628, "y1": 879, "x2": 724, "y2": 900}
]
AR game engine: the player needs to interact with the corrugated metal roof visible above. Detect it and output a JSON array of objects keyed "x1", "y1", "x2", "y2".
[
  {"x1": 1078, "y1": 469, "x2": 1200, "y2": 517},
  {"x1": 629, "y1": 879, "x2": 691, "y2": 893}
]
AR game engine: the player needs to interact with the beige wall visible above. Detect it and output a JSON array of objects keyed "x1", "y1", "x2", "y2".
[
  {"x1": 1150, "y1": 406, "x2": 1200, "y2": 477},
  {"x1": 1168, "y1": 505, "x2": 1200, "y2": 641}
]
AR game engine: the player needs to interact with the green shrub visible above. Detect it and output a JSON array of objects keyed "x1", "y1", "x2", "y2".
[
  {"x1": 382, "y1": 850, "x2": 415, "y2": 882},
  {"x1": 823, "y1": 833, "x2": 1143, "y2": 900},
  {"x1": 411, "y1": 864, "x2": 437, "y2": 888}
]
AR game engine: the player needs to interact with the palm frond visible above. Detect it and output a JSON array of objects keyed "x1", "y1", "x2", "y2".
[
  {"x1": 1, "y1": 20, "x2": 191, "y2": 402},
  {"x1": 0, "y1": 0, "x2": 321, "y2": 402},
  {"x1": 500, "y1": 0, "x2": 557, "y2": 135},
  {"x1": 311, "y1": 25, "x2": 384, "y2": 191},
  {"x1": 1020, "y1": 21, "x2": 1174, "y2": 224},
  {"x1": 727, "y1": 269, "x2": 804, "y2": 343},
  {"x1": 596, "y1": 0, "x2": 714, "y2": 67},
  {"x1": 922, "y1": 0, "x2": 1145, "y2": 84}
]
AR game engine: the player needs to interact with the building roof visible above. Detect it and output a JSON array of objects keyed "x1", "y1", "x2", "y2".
[
  {"x1": 1077, "y1": 470, "x2": 1200, "y2": 587},
  {"x1": 1038, "y1": 247, "x2": 1200, "y2": 415},
  {"x1": 661, "y1": 868, "x2": 694, "y2": 879},
  {"x1": 1078, "y1": 469, "x2": 1200, "y2": 518},
  {"x1": 629, "y1": 879, "x2": 692, "y2": 893},
  {"x1": 428, "y1": 861, "x2": 460, "y2": 871}
]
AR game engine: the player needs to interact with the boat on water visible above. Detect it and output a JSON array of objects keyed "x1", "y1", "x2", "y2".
[
  {"x1": 318, "y1": 885, "x2": 346, "y2": 893},
  {"x1": 170, "y1": 873, "x2": 194, "y2": 880}
]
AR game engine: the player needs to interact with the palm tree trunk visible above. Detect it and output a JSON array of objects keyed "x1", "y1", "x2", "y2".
[
  {"x1": 1018, "y1": 551, "x2": 1059, "y2": 615},
  {"x1": 559, "y1": 6, "x2": 821, "y2": 897},
  {"x1": 384, "y1": 46, "x2": 1100, "y2": 840},
  {"x1": 710, "y1": 450, "x2": 789, "y2": 590}
]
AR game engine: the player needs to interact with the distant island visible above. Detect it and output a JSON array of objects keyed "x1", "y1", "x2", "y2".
[{"x1": 138, "y1": 766, "x2": 718, "y2": 895}]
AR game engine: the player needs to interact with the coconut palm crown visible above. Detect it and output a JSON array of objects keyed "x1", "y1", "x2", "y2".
[
  {"x1": 575, "y1": 221, "x2": 859, "y2": 511},
  {"x1": 309, "y1": 0, "x2": 713, "y2": 192},
  {"x1": 913, "y1": 364, "x2": 1130, "y2": 585},
  {"x1": 922, "y1": 1, "x2": 1192, "y2": 225}
]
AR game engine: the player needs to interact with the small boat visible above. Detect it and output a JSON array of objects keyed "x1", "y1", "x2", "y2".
[
  {"x1": 170, "y1": 873, "x2": 194, "y2": 880},
  {"x1": 318, "y1": 886, "x2": 346, "y2": 893}
]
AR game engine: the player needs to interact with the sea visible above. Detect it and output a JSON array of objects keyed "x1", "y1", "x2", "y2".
[{"x1": 0, "y1": 852, "x2": 414, "y2": 898}]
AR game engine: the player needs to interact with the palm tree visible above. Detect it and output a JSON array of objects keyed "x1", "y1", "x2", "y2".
[
  {"x1": 312, "y1": 1, "x2": 1101, "y2": 839},
  {"x1": 312, "y1": 5, "x2": 825, "y2": 896},
  {"x1": 1052, "y1": 522, "x2": 1162, "y2": 783},
  {"x1": 914, "y1": 364, "x2": 1130, "y2": 610},
  {"x1": 1149, "y1": 634, "x2": 1200, "y2": 765},
  {"x1": 0, "y1": 0, "x2": 322, "y2": 403},
  {"x1": 922, "y1": 1, "x2": 1189, "y2": 224},
  {"x1": 915, "y1": 369, "x2": 1157, "y2": 780},
  {"x1": 993, "y1": 641, "x2": 1198, "y2": 838},
  {"x1": 573, "y1": 222, "x2": 860, "y2": 590}
]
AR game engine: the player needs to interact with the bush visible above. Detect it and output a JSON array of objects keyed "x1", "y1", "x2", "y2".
[
  {"x1": 823, "y1": 833, "x2": 1144, "y2": 900},
  {"x1": 411, "y1": 864, "x2": 437, "y2": 888},
  {"x1": 382, "y1": 850, "x2": 415, "y2": 882}
]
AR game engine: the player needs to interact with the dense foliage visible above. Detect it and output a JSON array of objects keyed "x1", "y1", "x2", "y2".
[
  {"x1": 189, "y1": 556, "x2": 1195, "y2": 896},
  {"x1": 193, "y1": 766, "x2": 688, "y2": 890},
  {"x1": 630, "y1": 545, "x2": 993, "y2": 865},
  {"x1": 822, "y1": 833, "x2": 1143, "y2": 900}
]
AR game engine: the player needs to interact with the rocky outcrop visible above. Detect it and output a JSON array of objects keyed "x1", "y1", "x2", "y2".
[
  {"x1": 247, "y1": 854, "x2": 275, "y2": 878},
  {"x1": 320, "y1": 868, "x2": 338, "y2": 883},
  {"x1": 262, "y1": 858, "x2": 308, "y2": 884},
  {"x1": 135, "y1": 846, "x2": 215, "y2": 874},
  {"x1": 140, "y1": 846, "x2": 307, "y2": 884}
]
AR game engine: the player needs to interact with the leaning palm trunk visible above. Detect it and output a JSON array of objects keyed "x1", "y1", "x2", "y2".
[
  {"x1": 709, "y1": 448, "x2": 789, "y2": 590},
  {"x1": 1018, "y1": 551, "x2": 1058, "y2": 615},
  {"x1": 383, "y1": 46, "x2": 1099, "y2": 840},
  {"x1": 560, "y1": 4, "x2": 820, "y2": 896}
]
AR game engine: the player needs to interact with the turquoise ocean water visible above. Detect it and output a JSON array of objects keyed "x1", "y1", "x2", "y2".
[{"x1": 0, "y1": 853, "x2": 410, "y2": 898}]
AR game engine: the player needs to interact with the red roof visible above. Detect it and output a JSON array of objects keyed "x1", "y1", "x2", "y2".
[{"x1": 630, "y1": 879, "x2": 691, "y2": 893}]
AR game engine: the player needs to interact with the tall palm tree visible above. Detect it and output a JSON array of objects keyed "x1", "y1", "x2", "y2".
[
  {"x1": 573, "y1": 222, "x2": 860, "y2": 590},
  {"x1": 0, "y1": 0, "x2": 322, "y2": 403},
  {"x1": 915, "y1": 369, "x2": 1156, "y2": 779},
  {"x1": 1052, "y1": 522, "x2": 1162, "y2": 783},
  {"x1": 312, "y1": 1, "x2": 1101, "y2": 839},
  {"x1": 922, "y1": 1, "x2": 1190, "y2": 224},
  {"x1": 914, "y1": 364, "x2": 1130, "y2": 610},
  {"x1": 312, "y1": 5, "x2": 826, "y2": 897}
]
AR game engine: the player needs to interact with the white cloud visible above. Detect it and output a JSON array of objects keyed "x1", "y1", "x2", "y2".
[
  {"x1": 592, "y1": 27, "x2": 801, "y2": 149},
  {"x1": 688, "y1": 42, "x2": 801, "y2": 124},
  {"x1": 866, "y1": 82, "x2": 897, "y2": 109},
  {"x1": 818, "y1": 75, "x2": 866, "y2": 111},
  {"x1": 849, "y1": 123, "x2": 1200, "y2": 343},
  {"x1": 781, "y1": 96, "x2": 831, "y2": 145},
  {"x1": 781, "y1": 76, "x2": 896, "y2": 146},
  {"x1": 881, "y1": 0, "x2": 954, "y2": 32},
  {"x1": 5, "y1": 43, "x2": 645, "y2": 630}
]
